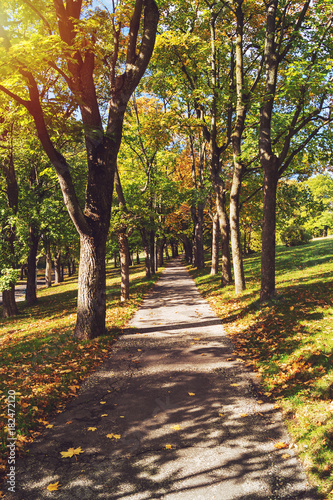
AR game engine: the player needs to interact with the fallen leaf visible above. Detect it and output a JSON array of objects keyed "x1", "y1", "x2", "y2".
[
  {"x1": 47, "y1": 481, "x2": 61, "y2": 491},
  {"x1": 66, "y1": 421, "x2": 72, "y2": 425},
  {"x1": 100, "y1": 401, "x2": 106, "y2": 404},
  {"x1": 257, "y1": 400, "x2": 264, "y2": 404},
  {"x1": 188, "y1": 392, "x2": 195, "y2": 396},
  {"x1": 282, "y1": 453, "x2": 290, "y2": 459},
  {"x1": 165, "y1": 444, "x2": 172, "y2": 449},
  {"x1": 218, "y1": 413, "x2": 224, "y2": 417},
  {"x1": 106, "y1": 433, "x2": 121, "y2": 439},
  {"x1": 60, "y1": 447, "x2": 84, "y2": 458},
  {"x1": 230, "y1": 383, "x2": 240, "y2": 387},
  {"x1": 46, "y1": 424, "x2": 54, "y2": 429},
  {"x1": 274, "y1": 442, "x2": 288, "y2": 449},
  {"x1": 101, "y1": 414, "x2": 108, "y2": 417},
  {"x1": 240, "y1": 413, "x2": 248, "y2": 417},
  {"x1": 88, "y1": 427, "x2": 97, "y2": 431},
  {"x1": 170, "y1": 425, "x2": 181, "y2": 431}
]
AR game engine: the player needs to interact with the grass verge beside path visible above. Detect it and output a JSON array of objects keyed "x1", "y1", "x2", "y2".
[
  {"x1": 189, "y1": 237, "x2": 333, "y2": 499},
  {"x1": 0, "y1": 263, "x2": 162, "y2": 489}
]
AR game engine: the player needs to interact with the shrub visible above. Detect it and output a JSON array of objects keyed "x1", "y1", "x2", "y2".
[{"x1": 280, "y1": 225, "x2": 312, "y2": 247}]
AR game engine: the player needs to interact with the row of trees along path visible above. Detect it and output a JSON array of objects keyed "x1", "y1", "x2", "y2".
[{"x1": 0, "y1": 0, "x2": 332, "y2": 335}]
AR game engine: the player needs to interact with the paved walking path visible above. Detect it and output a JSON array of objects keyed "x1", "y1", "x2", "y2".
[{"x1": 6, "y1": 259, "x2": 317, "y2": 499}]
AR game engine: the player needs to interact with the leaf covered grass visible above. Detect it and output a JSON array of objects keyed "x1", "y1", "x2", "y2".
[
  {"x1": 0, "y1": 263, "x2": 161, "y2": 483},
  {"x1": 189, "y1": 237, "x2": 333, "y2": 499}
]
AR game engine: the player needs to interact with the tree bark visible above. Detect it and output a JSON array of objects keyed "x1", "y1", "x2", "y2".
[
  {"x1": 75, "y1": 234, "x2": 107, "y2": 339},
  {"x1": 260, "y1": 160, "x2": 279, "y2": 300},
  {"x1": 54, "y1": 252, "x2": 62, "y2": 284},
  {"x1": 117, "y1": 231, "x2": 130, "y2": 302},
  {"x1": 182, "y1": 235, "x2": 192, "y2": 264},
  {"x1": 230, "y1": 162, "x2": 245, "y2": 292},
  {"x1": 26, "y1": 225, "x2": 40, "y2": 306},
  {"x1": 45, "y1": 243, "x2": 52, "y2": 287},
  {"x1": 140, "y1": 228, "x2": 151, "y2": 278},
  {"x1": 2, "y1": 285, "x2": 18, "y2": 318},
  {"x1": 149, "y1": 229, "x2": 155, "y2": 275},
  {"x1": 214, "y1": 178, "x2": 232, "y2": 285},
  {"x1": 211, "y1": 213, "x2": 219, "y2": 275}
]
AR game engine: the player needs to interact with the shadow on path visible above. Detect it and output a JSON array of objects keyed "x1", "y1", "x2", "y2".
[{"x1": 5, "y1": 259, "x2": 317, "y2": 500}]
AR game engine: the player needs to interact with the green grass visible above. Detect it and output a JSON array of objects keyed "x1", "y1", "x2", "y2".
[
  {"x1": 189, "y1": 237, "x2": 333, "y2": 499},
  {"x1": 0, "y1": 262, "x2": 162, "y2": 485}
]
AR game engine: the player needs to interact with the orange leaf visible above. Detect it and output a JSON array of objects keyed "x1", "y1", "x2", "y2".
[{"x1": 274, "y1": 442, "x2": 288, "y2": 449}]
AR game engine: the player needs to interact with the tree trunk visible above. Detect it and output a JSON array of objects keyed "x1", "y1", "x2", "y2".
[
  {"x1": 136, "y1": 248, "x2": 140, "y2": 264},
  {"x1": 71, "y1": 258, "x2": 76, "y2": 275},
  {"x1": 182, "y1": 235, "x2": 192, "y2": 264},
  {"x1": 114, "y1": 251, "x2": 118, "y2": 268},
  {"x1": 2, "y1": 285, "x2": 18, "y2": 318},
  {"x1": 211, "y1": 213, "x2": 219, "y2": 275},
  {"x1": 45, "y1": 244, "x2": 52, "y2": 288},
  {"x1": 214, "y1": 179, "x2": 232, "y2": 285},
  {"x1": 191, "y1": 204, "x2": 205, "y2": 269},
  {"x1": 74, "y1": 234, "x2": 107, "y2": 339},
  {"x1": 54, "y1": 252, "x2": 61, "y2": 284},
  {"x1": 117, "y1": 231, "x2": 130, "y2": 302},
  {"x1": 157, "y1": 237, "x2": 166, "y2": 267},
  {"x1": 67, "y1": 260, "x2": 72, "y2": 277},
  {"x1": 230, "y1": 162, "x2": 245, "y2": 292},
  {"x1": 260, "y1": 160, "x2": 279, "y2": 301},
  {"x1": 140, "y1": 228, "x2": 151, "y2": 279},
  {"x1": 165, "y1": 244, "x2": 169, "y2": 260},
  {"x1": 26, "y1": 225, "x2": 40, "y2": 306},
  {"x1": 149, "y1": 230, "x2": 155, "y2": 276}
]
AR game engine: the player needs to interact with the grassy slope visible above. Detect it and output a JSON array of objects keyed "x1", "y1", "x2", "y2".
[
  {"x1": 189, "y1": 237, "x2": 333, "y2": 499},
  {"x1": 0, "y1": 263, "x2": 162, "y2": 486}
]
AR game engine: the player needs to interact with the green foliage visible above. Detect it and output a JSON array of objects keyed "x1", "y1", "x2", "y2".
[
  {"x1": 280, "y1": 225, "x2": 312, "y2": 247},
  {"x1": 0, "y1": 267, "x2": 19, "y2": 291}
]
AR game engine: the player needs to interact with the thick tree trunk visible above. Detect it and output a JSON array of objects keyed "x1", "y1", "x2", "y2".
[
  {"x1": 26, "y1": 226, "x2": 40, "y2": 306},
  {"x1": 157, "y1": 237, "x2": 166, "y2": 267},
  {"x1": 2, "y1": 285, "x2": 18, "y2": 318},
  {"x1": 230, "y1": 162, "x2": 245, "y2": 292},
  {"x1": 45, "y1": 244, "x2": 52, "y2": 288},
  {"x1": 54, "y1": 252, "x2": 62, "y2": 284},
  {"x1": 260, "y1": 160, "x2": 279, "y2": 301},
  {"x1": 140, "y1": 228, "x2": 151, "y2": 279},
  {"x1": 74, "y1": 235, "x2": 107, "y2": 339},
  {"x1": 182, "y1": 235, "x2": 192, "y2": 264},
  {"x1": 214, "y1": 180, "x2": 232, "y2": 285},
  {"x1": 117, "y1": 231, "x2": 130, "y2": 302},
  {"x1": 211, "y1": 213, "x2": 219, "y2": 275}
]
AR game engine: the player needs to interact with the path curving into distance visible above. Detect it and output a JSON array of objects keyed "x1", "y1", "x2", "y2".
[{"x1": 6, "y1": 258, "x2": 317, "y2": 499}]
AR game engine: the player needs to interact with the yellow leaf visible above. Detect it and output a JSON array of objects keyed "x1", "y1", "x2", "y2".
[
  {"x1": 193, "y1": 338, "x2": 200, "y2": 341},
  {"x1": 88, "y1": 427, "x2": 97, "y2": 431},
  {"x1": 230, "y1": 384, "x2": 240, "y2": 387},
  {"x1": 218, "y1": 413, "x2": 224, "y2": 417},
  {"x1": 274, "y1": 442, "x2": 288, "y2": 449},
  {"x1": 257, "y1": 400, "x2": 264, "y2": 404},
  {"x1": 240, "y1": 413, "x2": 248, "y2": 417},
  {"x1": 60, "y1": 447, "x2": 84, "y2": 458},
  {"x1": 100, "y1": 401, "x2": 106, "y2": 404},
  {"x1": 290, "y1": 306, "x2": 294, "y2": 311},
  {"x1": 170, "y1": 425, "x2": 181, "y2": 431},
  {"x1": 47, "y1": 481, "x2": 61, "y2": 491},
  {"x1": 282, "y1": 453, "x2": 290, "y2": 459},
  {"x1": 106, "y1": 433, "x2": 121, "y2": 439},
  {"x1": 101, "y1": 414, "x2": 108, "y2": 417},
  {"x1": 165, "y1": 444, "x2": 172, "y2": 449},
  {"x1": 46, "y1": 424, "x2": 54, "y2": 429},
  {"x1": 188, "y1": 392, "x2": 195, "y2": 396},
  {"x1": 66, "y1": 421, "x2": 72, "y2": 425}
]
